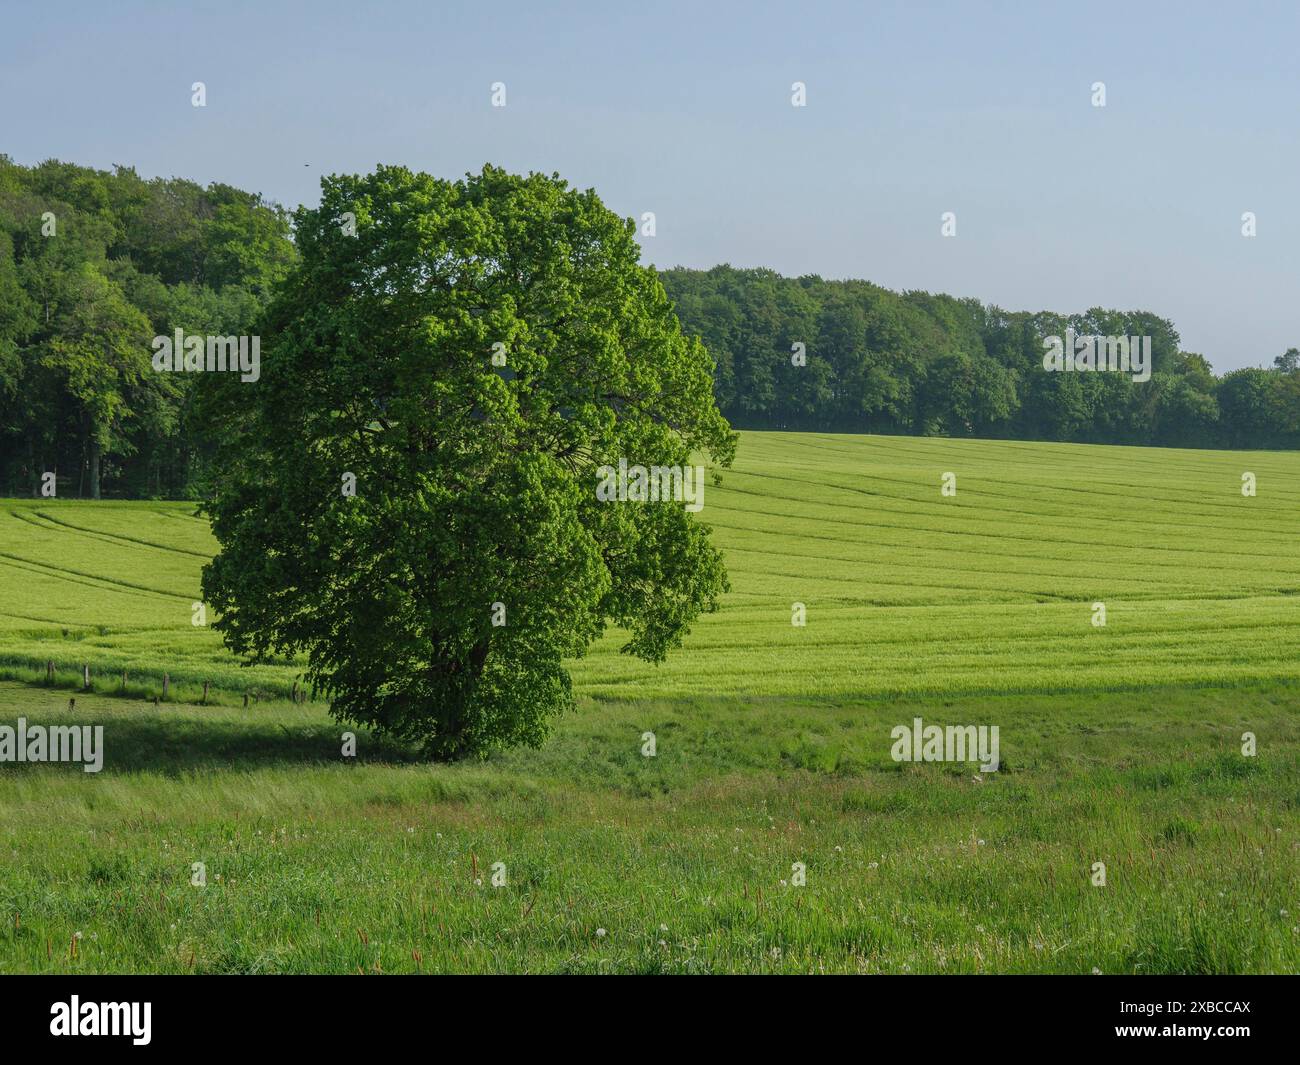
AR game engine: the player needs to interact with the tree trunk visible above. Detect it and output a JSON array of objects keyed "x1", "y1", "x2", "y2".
[
  {"x1": 429, "y1": 638, "x2": 491, "y2": 759},
  {"x1": 89, "y1": 439, "x2": 101, "y2": 500}
]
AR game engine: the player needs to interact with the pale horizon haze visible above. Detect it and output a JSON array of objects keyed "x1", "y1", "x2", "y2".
[{"x1": 2, "y1": 0, "x2": 1296, "y2": 371}]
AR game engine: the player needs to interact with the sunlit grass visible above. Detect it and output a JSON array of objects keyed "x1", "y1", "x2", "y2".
[
  {"x1": 0, "y1": 681, "x2": 1296, "y2": 973},
  {"x1": 2, "y1": 432, "x2": 1299, "y2": 972}
]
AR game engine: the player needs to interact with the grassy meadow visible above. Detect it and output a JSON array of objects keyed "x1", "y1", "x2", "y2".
[{"x1": 1, "y1": 431, "x2": 1298, "y2": 972}]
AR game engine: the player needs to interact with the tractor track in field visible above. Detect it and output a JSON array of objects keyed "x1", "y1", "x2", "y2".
[
  {"x1": 711, "y1": 527, "x2": 1300, "y2": 592},
  {"x1": 0, "y1": 552, "x2": 195, "y2": 602},
  {"x1": 6, "y1": 507, "x2": 211, "y2": 558},
  {"x1": 716, "y1": 468, "x2": 1300, "y2": 545},
  {"x1": 706, "y1": 489, "x2": 1300, "y2": 572}
]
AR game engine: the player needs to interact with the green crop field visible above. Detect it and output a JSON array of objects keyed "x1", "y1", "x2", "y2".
[{"x1": 1, "y1": 431, "x2": 1298, "y2": 973}]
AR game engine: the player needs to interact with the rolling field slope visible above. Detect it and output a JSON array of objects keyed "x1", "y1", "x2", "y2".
[
  {"x1": 1, "y1": 432, "x2": 1299, "y2": 973},
  {"x1": 2, "y1": 432, "x2": 1299, "y2": 701},
  {"x1": 577, "y1": 432, "x2": 1300, "y2": 698}
]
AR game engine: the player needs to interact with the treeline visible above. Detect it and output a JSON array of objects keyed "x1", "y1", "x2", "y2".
[
  {"x1": 3, "y1": 157, "x2": 1299, "y2": 501},
  {"x1": 0, "y1": 155, "x2": 294, "y2": 498},
  {"x1": 659, "y1": 265, "x2": 1300, "y2": 449}
]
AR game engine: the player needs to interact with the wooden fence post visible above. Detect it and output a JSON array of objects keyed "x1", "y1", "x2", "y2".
[{"x1": 162, "y1": 673, "x2": 169, "y2": 700}]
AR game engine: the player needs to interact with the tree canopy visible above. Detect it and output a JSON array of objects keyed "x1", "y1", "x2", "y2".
[
  {"x1": 659, "y1": 265, "x2": 1300, "y2": 450},
  {"x1": 5, "y1": 157, "x2": 1300, "y2": 507},
  {"x1": 0, "y1": 155, "x2": 293, "y2": 498},
  {"x1": 199, "y1": 165, "x2": 735, "y2": 759}
]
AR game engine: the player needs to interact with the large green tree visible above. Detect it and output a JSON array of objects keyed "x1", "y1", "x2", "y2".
[
  {"x1": 37, "y1": 263, "x2": 152, "y2": 498},
  {"x1": 200, "y1": 165, "x2": 735, "y2": 759}
]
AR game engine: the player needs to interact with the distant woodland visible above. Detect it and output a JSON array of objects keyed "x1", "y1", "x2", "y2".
[{"x1": 2, "y1": 156, "x2": 1296, "y2": 499}]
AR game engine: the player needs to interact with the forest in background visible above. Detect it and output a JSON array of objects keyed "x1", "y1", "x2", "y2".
[
  {"x1": 0, "y1": 156, "x2": 291, "y2": 499},
  {"x1": 2, "y1": 156, "x2": 1297, "y2": 500},
  {"x1": 662, "y1": 265, "x2": 1300, "y2": 447}
]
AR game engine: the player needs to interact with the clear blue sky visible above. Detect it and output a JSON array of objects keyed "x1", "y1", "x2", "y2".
[{"x1": 2, "y1": 0, "x2": 1295, "y2": 371}]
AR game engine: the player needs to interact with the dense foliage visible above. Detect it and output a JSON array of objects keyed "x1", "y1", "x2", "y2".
[
  {"x1": 0, "y1": 155, "x2": 294, "y2": 498},
  {"x1": 4, "y1": 156, "x2": 1300, "y2": 506},
  {"x1": 660, "y1": 265, "x2": 1300, "y2": 448},
  {"x1": 199, "y1": 165, "x2": 735, "y2": 758}
]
